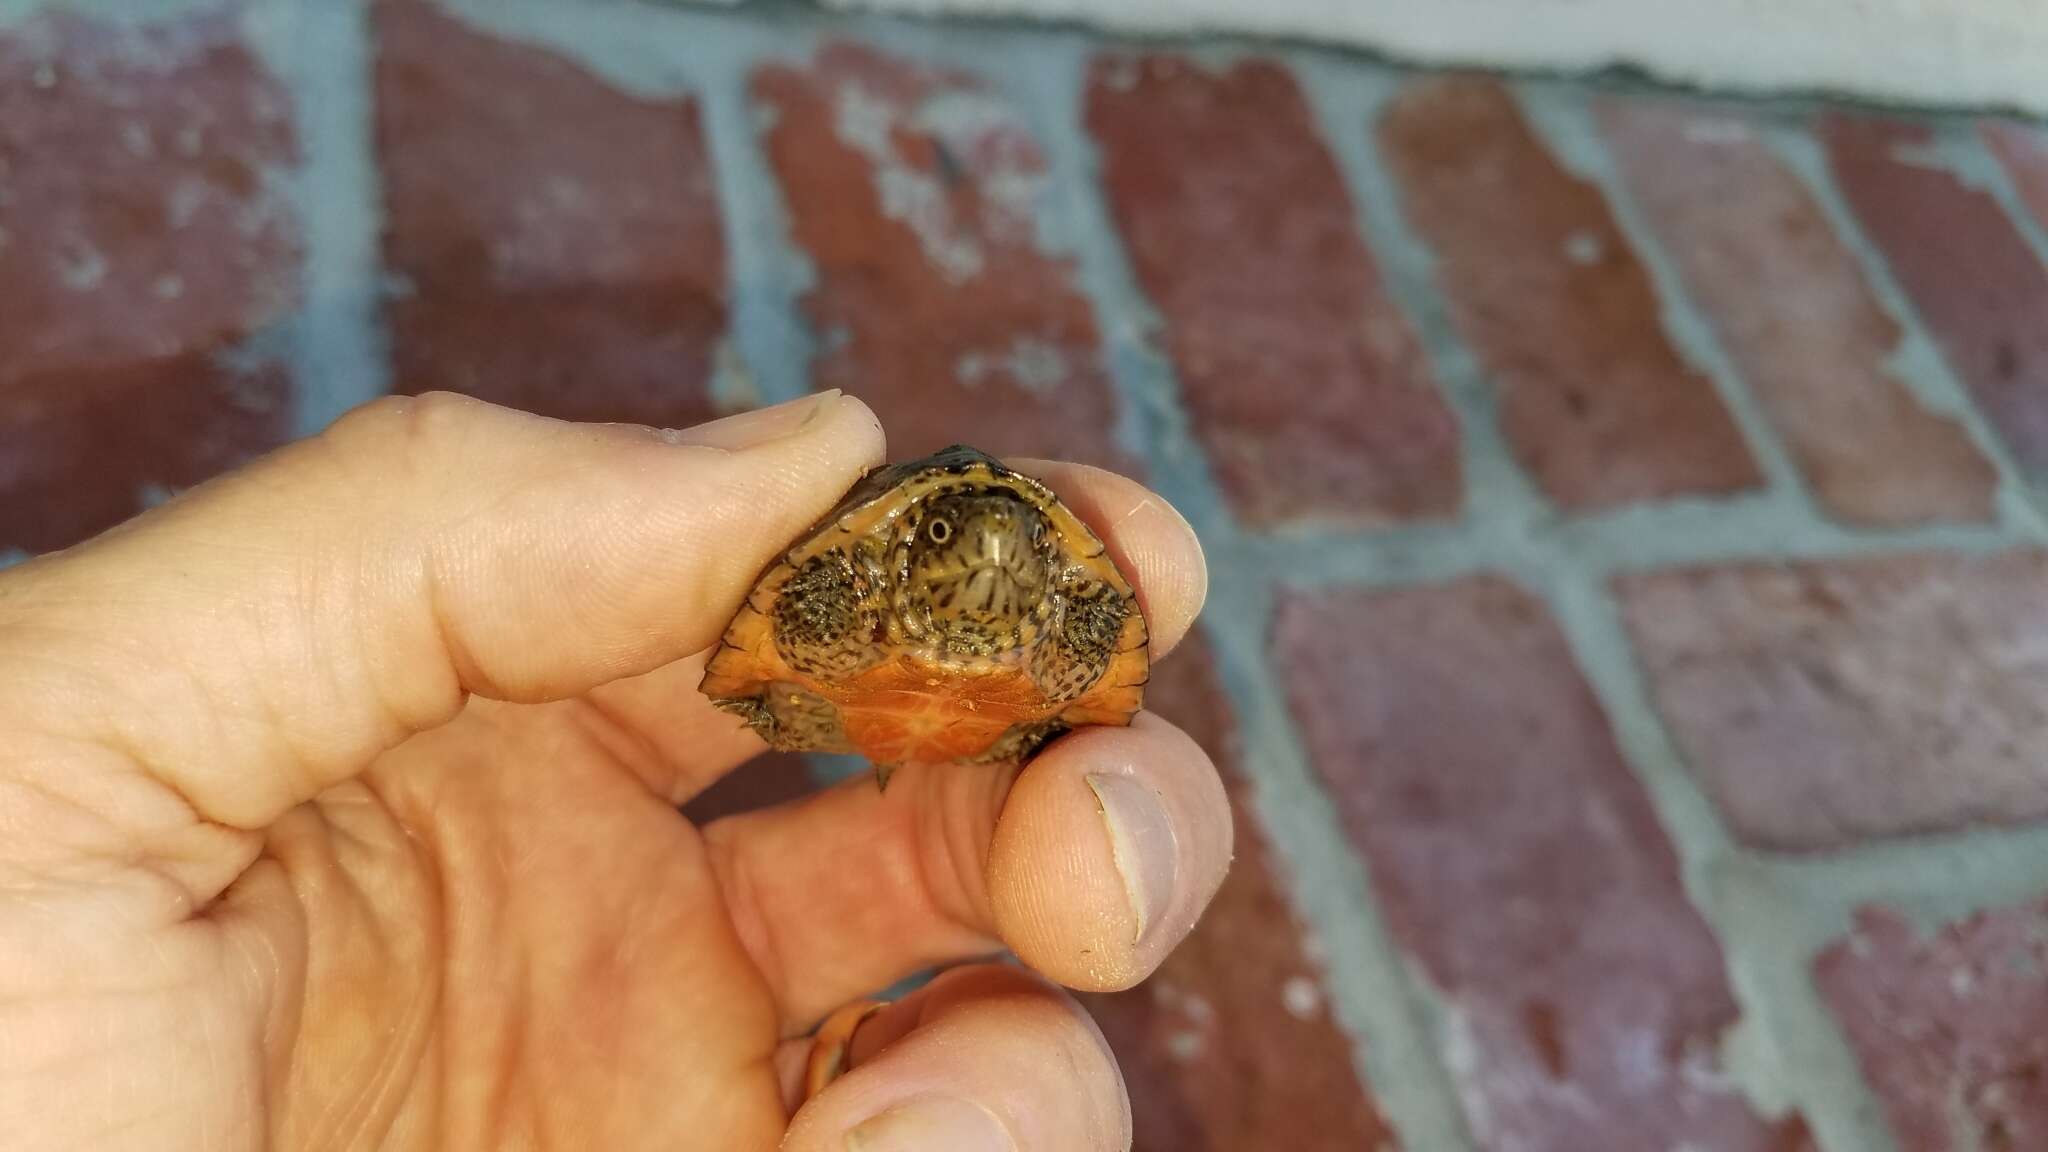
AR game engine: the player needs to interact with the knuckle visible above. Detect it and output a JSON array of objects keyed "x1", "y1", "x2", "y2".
[{"x1": 324, "y1": 391, "x2": 488, "y2": 463}]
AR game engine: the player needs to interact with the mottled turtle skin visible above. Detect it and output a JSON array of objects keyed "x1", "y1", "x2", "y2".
[{"x1": 699, "y1": 444, "x2": 1149, "y2": 788}]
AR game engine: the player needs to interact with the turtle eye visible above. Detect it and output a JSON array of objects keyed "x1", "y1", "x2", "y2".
[{"x1": 926, "y1": 518, "x2": 953, "y2": 544}]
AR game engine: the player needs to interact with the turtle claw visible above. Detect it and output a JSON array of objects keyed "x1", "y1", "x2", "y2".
[{"x1": 874, "y1": 763, "x2": 898, "y2": 793}]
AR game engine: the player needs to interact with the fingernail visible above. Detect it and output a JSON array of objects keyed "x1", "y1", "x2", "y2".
[
  {"x1": 845, "y1": 1096, "x2": 1014, "y2": 1152},
  {"x1": 1087, "y1": 772, "x2": 1178, "y2": 947},
  {"x1": 664, "y1": 390, "x2": 842, "y2": 450}
]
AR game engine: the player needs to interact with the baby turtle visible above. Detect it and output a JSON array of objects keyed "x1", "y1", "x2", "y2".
[{"x1": 699, "y1": 444, "x2": 1149, "y2": 789}]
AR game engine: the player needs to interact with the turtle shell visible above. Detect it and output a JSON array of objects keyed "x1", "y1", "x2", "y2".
[{"x1": 698, "y1": 444, "x2": 1149, "y2": 784}]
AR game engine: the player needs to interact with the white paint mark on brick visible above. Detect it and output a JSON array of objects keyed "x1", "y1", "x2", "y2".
[
  {"x1": 1949, "y1": 966, "x2": 1976, "y2": 997},
  {"x1": 166, "y1": 177, "x2": 208, "y2": 228},
  {"x1": 55, "y1": 234, "x2": 108, "y2": 291},
  {"x1": 957, "y1": 336, "x2": 1066, "y2": 393},
  {"x1": 1166, "y1": 1029, "x2": 1205, "y2": 1063},
  {"x1": 829, "y1": 76, "x2": 1044, "y2": 284},
  {"x1": 1562, "y1": 228, "x2": 1605, "y2": 266},
  {"x1": 833, "y1": 80, "x2": 980, "y2": 281},
  {"x1": 1283, "y1": 975, "x2": 1323, "y2": 1019}
]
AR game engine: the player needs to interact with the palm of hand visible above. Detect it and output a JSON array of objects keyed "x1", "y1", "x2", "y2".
[
  {"x1": 282, "y1": 688, "x2": 790, "y2": 1149},
  {"x1": 31, "y1": 682, "x2": 788, "y2": 1150}
]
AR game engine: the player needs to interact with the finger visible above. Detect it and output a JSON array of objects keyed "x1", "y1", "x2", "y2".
[
  {"x1": 780, "y1": 964, "x2": 1130, "y2": 1152},
  {"x1": 588, "y1": 460, "x2": 1211, "y2": 807},
  {"x1": 702, "y1": 711, "x2": 1233, "y2": 1027},
  {"x1": 0, "y1": 391, "x2": 883, "y2": 885}
]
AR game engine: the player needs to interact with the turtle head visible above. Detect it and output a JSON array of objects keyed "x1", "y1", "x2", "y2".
[{"x1": 905, "y1": 490, "x2": 1053, "y2": 652}]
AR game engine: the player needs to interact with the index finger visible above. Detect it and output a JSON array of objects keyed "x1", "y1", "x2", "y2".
[{"x1": 0, "y1": 391, "x2": 885, "y2": 901}]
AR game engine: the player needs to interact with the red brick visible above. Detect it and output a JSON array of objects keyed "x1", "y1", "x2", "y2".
[
  {"x1": 1276, "y1": 578, "x2": 1809, "y2": 1151},
  {"x1": 1599, "y1": 98, "x2": 1996, "y2": 528},
  {"x1": 1079, "y1": 631, "x2": 1395, "y2": 1152},
  {"x1": 0, "y1": 9, "x2": 298, "y2": 553},
  {"x1": 752, "y1": 43, "x2": 1128, "y2": 469},
  {"x1": 1824, "y1": 115, "x2": 2048, "y2": 476},
  {"x1": 1984, "y1": 120, "x2": 2048, "y2": 232},
  {"x1": 1619, "y1": 552, "x2": 2048, "y2": 851},
  {"x1": 1625, "y1": 550, "x2": 2048, "y2": 849},
  {"x1": 1084, "y1": 55, "x2": 1461, "y2": 528},
  {"x1": 374, "y1": 0, "x2": 726, "y2": 426},
  {"x1": 1376, "y1": 77, "x2": 1761, "y2": 511},
  {"x1": 1816, "y1": 900, "x2": 2048, "y2": 1152}
]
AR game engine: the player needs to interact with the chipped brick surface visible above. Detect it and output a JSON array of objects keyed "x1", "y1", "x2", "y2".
[
  {"x1": 1377, "y1": 76, "x2": 1762, "y2": 511},
  {"x1": 1816, "y1": 900, "x2": 2048, "y2": 1152},
  {"x1": 1620, "y1": 552, "x2": 2048, "y2": 850},
  {"x1": 375, "y1": 0, "x2": 727, "y2": 426},
  {"x1": 1825, "y1": 114, "x2": 2048, "y2": 477},
  {"x1": 1600, "y1": 97, "x2": 1996, "y2": 527},
  {"x1": 1079, "y1": 632, "x2": 1395, "y2": 1152},
  {"x1": 0, "y1": 8, "x2": 299, "y2": 554},
  {"x1": 753, "y1": 42, "x2": 1129, "y2": 468},
  {"x1": 1085, "y1": 54, "x2": 1461, "y2": 528},
  {"x1": 1275, "y1": 578, "x2": 1809, "y2": 1152}
]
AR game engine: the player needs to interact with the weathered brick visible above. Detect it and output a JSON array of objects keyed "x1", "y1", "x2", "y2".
[
  {"x1": 1084, "y1": 55, "x2": 1461, "y2": 528},
  {"x1": 1599, "y1": 98, "x2": 1996, "y2": 528},
  {"x1": 752, "y1": 43, "x2": 1128, "y2": 468},
  {"x1": 1376, "y1": 77, "x2": 1761, "y2": 511},
  {"x1": 1079, "y1": 631, "x2": 1395, "y2": 1152},
  {"x1": 0, "y1": 9, "x2": 298, "y2": 553},
  {"x1": 1984, "y1": 120, "x2": 2048, "y2": 232},
  {"x1": 1816, "y1": 900, "x2": 2048, "y2": 1152},
  {"x1": 1619, "y1": 552, "x2": 2048, "y2": 851},
  {"x1": 1825, "y1": 115, "x2": 2048, "y2": 477},
  {"x1": 1276, "y1": 578, "x2": 1809, "y2": 1152},
  {"x1": 375, "y1": 0, "x2": 727, "y2": 426}
]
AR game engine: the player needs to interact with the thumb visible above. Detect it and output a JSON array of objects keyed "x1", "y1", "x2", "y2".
[{"x1": 0, "y1": 390, "x2": 882, "y2": 844}]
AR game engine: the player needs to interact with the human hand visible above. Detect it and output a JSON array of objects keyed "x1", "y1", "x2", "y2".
[{"x1": 0, "y1": 391, "x2": 1230, "y2": 1151}]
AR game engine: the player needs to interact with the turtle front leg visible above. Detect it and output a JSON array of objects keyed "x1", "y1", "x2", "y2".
[
  {"x1": 1029, "y1": 576, "x2": 1130, "y2": 703},
  {"x1": 774, "y1": 548, "x2": 887, "y2": 679}
]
